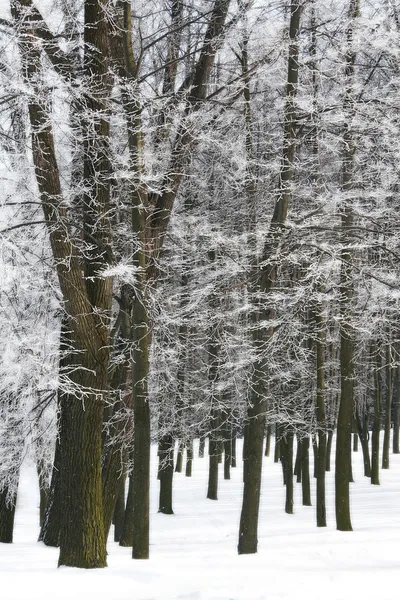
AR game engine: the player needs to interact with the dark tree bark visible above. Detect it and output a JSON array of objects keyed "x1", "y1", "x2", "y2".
[
  {"x1": 199, "y1": 437, "x2": 206, "y2": 458},
  {"x1": 382, "y1": 346, "x2": 393, "y2": 469},
  {"x1": 335, "y1": 0, "x2": 360, "y2": 534},
  {"x1": 238, "y1": 0, "x2": 303, "y2": 555},
  {"x1": 0, "y1": 487, "x2": 18, "y2": 544},
  {"x1": 356, "y1": 406, "x2": 371, "y2": 477},
  {"x1": 175, "y1": 442, "x2": 184, "y2": 473},
  {"x1": 158, "y1": 435, "x2": 175, "y2": 514},
  {"x1": 113, "y1": 474, "x2": 126, "y2": 542},
  {"x1": 119, "y1": 472, "x2": 134, "y2": 547},
  {"x1": 264, "y1": 425, "x2": 272, "y2": 457},
  {"x1": 185, "y1": 440, "x2": 193, "y2": 477},
  {"x1": 393, "y1": 367, "x2": 400, "y2": 454},
  {"x1": 371, "y1": 349, "x2": 382, "y2": 486},
  {"x1": 301, "y1": 437, "x2": 311, "y2": 507}
]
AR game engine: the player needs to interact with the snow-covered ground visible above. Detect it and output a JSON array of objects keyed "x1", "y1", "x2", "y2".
[{"x1": 2, "y1": 439, "x2": 400, "y2": 600}]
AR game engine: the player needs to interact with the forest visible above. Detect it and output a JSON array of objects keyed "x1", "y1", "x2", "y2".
[{"x1": 0, "y1": 0, "x2": 399, "y2": 572}]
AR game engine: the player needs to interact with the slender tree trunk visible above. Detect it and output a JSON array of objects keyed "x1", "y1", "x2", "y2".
[
  {"x1": 371, "y1": 351, "x2": 381, "y2": 485},
  {"x1": 175, "y1": 442, "x2": 184, "y2": 473},
  {"x1": 119, "y1": 473, "x2": 134, "y2": 547},
  {"x1": 326, "y1": 430, "x2": 334, "y2": 472},
  {"x1": 158, "y1": 435, "x2": 174, "y2": 514},
  {"x1": 301, "y1": 437, "x2": 311, "y2": 507},
  {"x1": 264, "y1": 425, "x2": 272, "y2": 457},
  {"x1": 224, "y1": 438, "x2": 232, "y2": 480},
  {"x1": 274, "y1": 424, "x2": 281, "y2": 463},
  {"x1": 283, "y1": 431, "x2": 294, "y2": 515},
  {"x1": 113, "y1": 473, "x2": 126, "y2": 542},
  {"x1": 294, "y1": 438, "x2": 302, "y2": 483},
  {"x1": 335, "y1": 0, "x2": 360, "y2": 534},
  {"x1": 382, "y1": 345, "x2": 393, "y2": 469},
  {"x1": 356, "y1": 405, "x2": 371, "y2": 477},
  {"x1": 315, "y1": 311, "x2": 327, "y2": 526},
  {"x1": 231, "y1": 436, "x2": 237, "y2": 467},
  {"x1": 36, "y1": 458, "x2": 49, "y2": 528},
  {"x1": 199, "y1": 437, "x2": 206, "y2": 458},
  {"x1": 393, "y1": 367, "x2": 400, "y2": 454},
  {"x1": 185, "y1": 440, "x2": 193, "y2": 477},
  {"x1": 238, "y1": 0, "x2": 302, "y2": 555},
  {"x1": 207, "y1": 439, "x2": 219, "y2": 500}
]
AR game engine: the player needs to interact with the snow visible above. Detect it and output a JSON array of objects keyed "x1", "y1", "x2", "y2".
[{"x1": 2, "y1": 439, "x2": 400, "y2": 600}]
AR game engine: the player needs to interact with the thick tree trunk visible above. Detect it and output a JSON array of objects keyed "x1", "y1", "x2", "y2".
[{"x1": 0, "y1": 487, "x2": 18, "y2": 544}]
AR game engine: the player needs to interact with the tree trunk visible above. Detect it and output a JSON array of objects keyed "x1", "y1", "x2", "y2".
[
  {"x1": 158, "y1": 435, "x2": 174, "y2": 514},
  {"x1": 113, "y1": 474, "x2": 126, "y2": 542},
  {"x1": 335, "y1": 0, "x2": 360, "y2": 534},
  {"x1": 199, "y1": 437, "x2": 206, "y2": 458},
  {"x1": 231, "y1": 435, "x2": 237, "y2": 467},
  {"x1": 264, "y1": 425, "x2": 272, "y2": 457},
  {"x1": 224, "y1": 438, "x2": 232, "y2": 480},
  {"x1": 119, "y1": 472, "x2": 134, "y2": 547},
  {"x1": 393, "y1": 367, "x2": 400, "y2": 454},
  {"x1": 301, "y1": 437, "x2": 312, "y2": 507},
  {"x1": 274, "y1": 424, "x2": 281, "y2": 463},
  {"x1": 326, "y1": 430, "x2": 334, "y2": 472},
  {"x1": 185, "y1": 440, "x2": 193, "y2": 477},
  {"x1": 0, "y1": 487, "x2": 18, "y2": 544},
  {"x1": 357, "y1": 409, "x2": 371, "y2": 478},
  {"x1": 382, "y1": 346, "x2": 393, "y2": 469},
  {"x1": 36, "y1": 459, "x2": 49, "y2": 529},
  {"x1": 371, "y1": 353, "x2": 381, "y2": 485},
  {"x1": 238, "y1": 0, "x2": 302, "y2": 555},
  {"x1": 175, "y1": 441, "x2": 184, "y2": 473},
  {"x1": 207, "y1": 440, "x2": 219, "y2": 500},
  {"x1": 315, "y1": 310, "x2": 327, "y2": 526},
  {"x1": 294, "y1": 437, "x2": 302, "y2": 483}
]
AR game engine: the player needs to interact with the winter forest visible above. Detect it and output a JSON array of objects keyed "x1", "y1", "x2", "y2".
[{"x1": 1, "y1": 0, "x2": 400, "y2": 588}]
